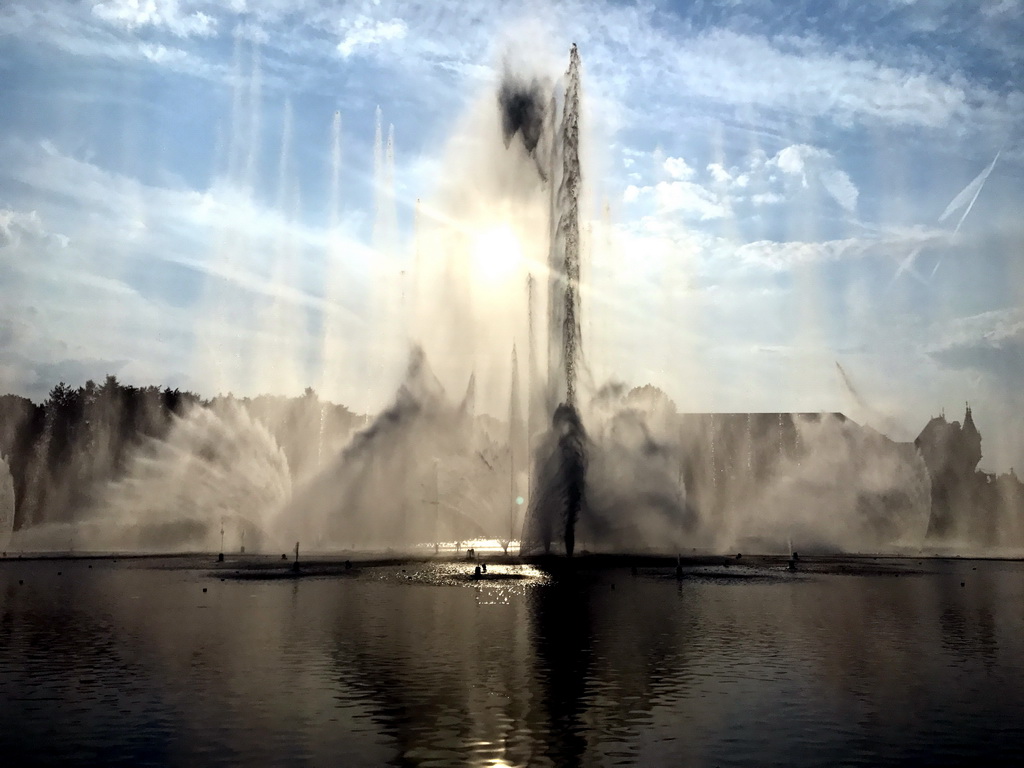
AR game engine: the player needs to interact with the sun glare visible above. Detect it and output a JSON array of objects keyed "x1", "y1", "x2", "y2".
[{"x1": 471, "y1": 224, "x2": 523, "y2": 285}]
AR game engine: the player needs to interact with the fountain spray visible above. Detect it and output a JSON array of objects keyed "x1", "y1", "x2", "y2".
[{"x1": 517, "y1": 44, "x2": 588, "y2": 557}]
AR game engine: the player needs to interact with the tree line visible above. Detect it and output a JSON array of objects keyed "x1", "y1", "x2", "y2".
[{"x1": 0, "y1": 377, "x2": 360, "y2": 532}]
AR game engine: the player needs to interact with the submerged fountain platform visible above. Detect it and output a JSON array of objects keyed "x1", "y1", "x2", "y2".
[
  {"x1": 1, "y1": 550, "x2": 966, "y2": 581},
  {"x1": 198, "y1": 552, "x2": 987, "y2": 584}
]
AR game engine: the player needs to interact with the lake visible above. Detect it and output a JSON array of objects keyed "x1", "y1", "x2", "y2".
[{"x1": 2, "y1": 554, "x2": 1023, "y2": 766}]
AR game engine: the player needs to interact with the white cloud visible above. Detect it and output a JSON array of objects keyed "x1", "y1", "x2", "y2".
[
  {"x1": 336, "y1": 16, "x2": 408, "y2": 58},
  {"x1": 774, "y1": 145, "x2": 809, "y2": 180},
  {"x1": 820, "y1": 169, "x2": 859, "y2": 214},
  {"x1": 663, "y1": 156, "x2": 695, "y2": 180},
  {"x1": 628, "y1": 142, "x2": 860, "y2": 224},
  {"x1": 0, "y1": 4, "x2": 218, "y2": 78},
  {"x1": 766, "y1": 144, "x2": 859, "y2": 213},
  {"x1": 92, "y1": 0, "x2": 217, "y2": 38},
  {"x1": 707, "y1": 163, "x2": 732, "y2": 184},
  {"x1": 751, "y1": 192, "x2": 785, "y2": 206},
  {"x1": 620, "y1": 197, "x2": 906, "y2": 276},
  {"x1": 982, "y1": 0, "x2": 1022, "y2": 17},
  {"x1": 139, "y1": 42, "x2": 190, "y2": 65},
  {"x1": 668, "y1": 29, "x2": 989, "y2": 129},
  {"x1": 930, "y1": 307, "x2": 1024, "y2": 358},
  {"x1": 2, "y1": 0, "x2": 1018, "y2": 143},
  {"x1": 734, "y1": 238, "x2": 863, "y2": 270},
  {"x1": 654, "y1": 181, "x2": 728, "y2": 220},
  {"x1": 722, "y1": 222, "x2": 957, "y2": 272},
  {"x1": 0, "y1": 208, "x2": 68, "y2": 250}
]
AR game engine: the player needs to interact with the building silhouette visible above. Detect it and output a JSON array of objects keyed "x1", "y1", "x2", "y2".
[{"x1": 915, "y1": 404, "x2": 1024, "y2": 546}]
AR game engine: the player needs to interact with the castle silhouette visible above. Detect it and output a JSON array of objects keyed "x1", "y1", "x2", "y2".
[{"x1": 915, "y1": 405, "x2": 1024, "y2": 545}]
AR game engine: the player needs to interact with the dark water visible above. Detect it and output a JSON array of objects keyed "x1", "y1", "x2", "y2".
[{"x1": 2, "y1": 556, "x2": 1024, "y2": 767}]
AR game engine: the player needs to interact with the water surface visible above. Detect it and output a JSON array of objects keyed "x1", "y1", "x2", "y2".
[{"x1": 2, "y1": 556, "x2": 1023, "y2": 766}]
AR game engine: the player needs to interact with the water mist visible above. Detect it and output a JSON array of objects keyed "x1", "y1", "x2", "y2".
[{"x1": 3, "y1": 43, "x2": 947, "y2": 558}]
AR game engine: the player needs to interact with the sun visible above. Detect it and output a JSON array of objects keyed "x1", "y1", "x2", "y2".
[{"x1": 470, "y1": 224, "x2": 523, "y2": 285}]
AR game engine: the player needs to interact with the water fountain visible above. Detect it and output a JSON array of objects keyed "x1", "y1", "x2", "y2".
[
  {"x1": 2, "y1": 43, "x2": 936, "y2": 557},
  {"x1": 11, "y1": 400, "x2": 292, "y2": 552},
  {"x1": 1, "y1": 456, "x2": 14, "y2": 551},
  {"x1": 515, "y1": 44, "x2": 588, "y2": 556}
]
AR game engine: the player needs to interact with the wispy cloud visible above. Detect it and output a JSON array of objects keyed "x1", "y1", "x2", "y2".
[
  {"x1": 336, "y1": 15, "x2": 408, "y2": 58},
  {"x1": 664, "y1": 29, "x2": 984, "y2": 128},
  {"x1": 928, "y1": 307, "x2": 1024, "y2": 379},
  {"x1": 3, "y1": 1, "x2": 1019, "y2": 137},
  {"x1": 0, "y1": 208, "x2": 68, "y2": 250},
  {"x1": 92, "y1": 0, "x2": 218, "y2": 38}
]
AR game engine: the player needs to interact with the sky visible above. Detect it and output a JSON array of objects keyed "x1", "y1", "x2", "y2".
[{"x1": 0, "y1": 0, "x2": 1022, "y2": 470}]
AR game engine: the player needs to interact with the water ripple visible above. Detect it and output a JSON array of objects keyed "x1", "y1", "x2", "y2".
[{"x1": 2, "y1": 557, "x2": 1024, "y2": 765}]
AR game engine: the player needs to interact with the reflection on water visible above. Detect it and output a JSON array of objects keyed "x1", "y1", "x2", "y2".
[{"x1": 2, "y1": 557, "x2": 1024, "y2": 766}]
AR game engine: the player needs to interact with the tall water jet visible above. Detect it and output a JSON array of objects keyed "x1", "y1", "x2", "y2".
[
  {"x1": 196, "y1": 32, "x2": 263, "y2": 395},
  {"x1": 254, "y1": 98, "x2": 306, "y2": 395},
  {"x1": 522, "y1": 44, "x2": 587, "y2": 557},
  {"x1": 553, "y1": 44, "x2": 583, "y2": 411},
  {"x1": 0, "y1": 456, "x2": 14, "y2": 550},
  {"x1": 320, "y1": 109, "x2": 347, "y2": 399},
  {"x1": 371, "y1": 108, "x2": 402, "y2": 399},
  {"x1": 506, "y1": 344, "x2": 524, "y2": 553}
]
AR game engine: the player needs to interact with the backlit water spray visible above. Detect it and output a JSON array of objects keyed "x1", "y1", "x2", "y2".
[
  {"x1": 4, "y1": 43, "x2": 938, "y2": 557},
  {"x1": 520, "y1": 44, "x2": 587, "y2": 556}
]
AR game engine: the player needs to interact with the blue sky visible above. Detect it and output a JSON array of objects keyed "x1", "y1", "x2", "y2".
[{"x1": 0, "y1": 1, "x2": 1022, "y2": 469}]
